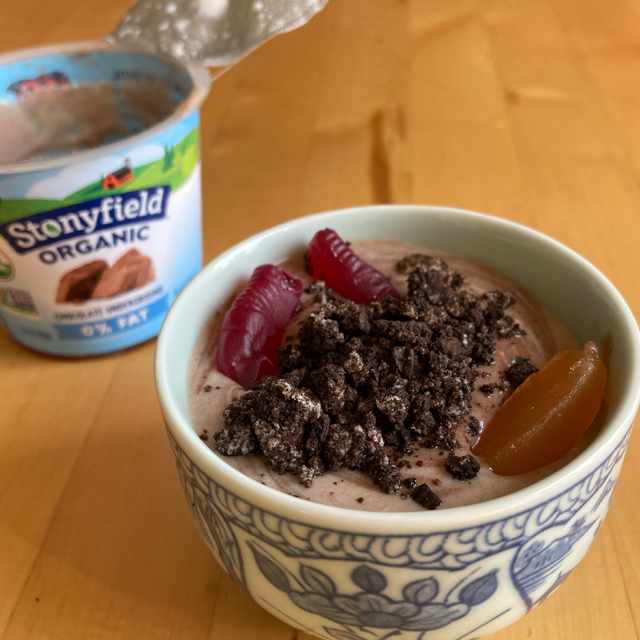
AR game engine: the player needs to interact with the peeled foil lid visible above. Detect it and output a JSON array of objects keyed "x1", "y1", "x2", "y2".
[{"x1": 108, "y1": 0, "x2": 328, "y2": 68}]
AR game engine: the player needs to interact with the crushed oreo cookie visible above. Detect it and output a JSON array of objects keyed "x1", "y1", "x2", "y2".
[
  {"x1": 403, "y1": 477, "x2": 418, "y2": 489},
  {"x1": 479, "y1": 383, "x2": 496, "y2": 396},
  {"x1": 445, "y1": 454, "x2": 481, "y2": 481},
  {"x1": 412, "y1": 483, "x2": 442, "y2": 510},
  {"x1": 505, "y1": 356, "x2": 538, "y2": 389},
  {"x1": 214, "y1": 253, "x2": 524, "y2": 506},
  {"x1": 467, "y1": 417, "x2": 481, "y2": 436}
]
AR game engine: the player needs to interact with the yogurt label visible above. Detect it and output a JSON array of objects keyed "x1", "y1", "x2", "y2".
[
  {"x1": 0, "y1": 110, "x2": 204, "y2": 355},
  {"x1": 1, "y1": 187, "x2": 169, "y2": 256}
]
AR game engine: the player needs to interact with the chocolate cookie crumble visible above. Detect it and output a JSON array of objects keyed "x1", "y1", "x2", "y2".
[
  {"x1": 412, "y1": 483, "x2": 442, "y2": 510},
  {"x1": 214, "y1": 253, "x2": 524, "y2": 507},
  {"x1": 479, "y1": 383, "x2": 496, "y2": 396},
  {"x1": 506, "y1": 356, "x2": 538, "y2": 389},
  {"x1": 403, "y1": 477, "x2": 418, "y2": 489},
  {"x1": 467, "y1": 417, "x2": 481, "y2": 437},
  {"x1": 445, "y1": 454, "x2": 481, "y2": 481}
]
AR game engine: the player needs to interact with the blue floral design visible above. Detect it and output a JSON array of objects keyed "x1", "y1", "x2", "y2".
[
  {"x1": 250, "y1": 544, "x2": 498, "y2": 638},
  {"x1": 166, "y1": 424, "x2": 632, "y2": 638},
  {"x1": 512, "y1": 517, "x2": 593, "y2": 597},
  {"x1": 172, "y1": 441, "x2": 247, "y2": 591}
]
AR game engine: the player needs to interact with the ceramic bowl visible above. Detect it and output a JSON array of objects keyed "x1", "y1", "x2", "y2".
[{"x1": 155, "y1": 205, "x2": 640, "y2": 640}]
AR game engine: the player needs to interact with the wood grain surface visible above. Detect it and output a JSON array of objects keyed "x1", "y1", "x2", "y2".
[{"x1": 1, "y1": 0, "x2": 639, "y2": 638}]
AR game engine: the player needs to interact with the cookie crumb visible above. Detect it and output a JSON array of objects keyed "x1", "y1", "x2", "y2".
[
  {"x1": 506, "y1": 357, "x2": 538, "y2": 389},
  {"x1": 467, "y1": 417, "x2": 481, "y2": 437},
  {"x1": 445, "y1": 454, "x2": 481, "y2": 481},
  {"x1": 412, "y1": 483, "x2": 442, "y2": 510}
]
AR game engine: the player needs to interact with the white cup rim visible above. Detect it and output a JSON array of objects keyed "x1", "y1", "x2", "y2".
[{"x1": 155, "y1": 204, "x2": 640, "y2": 531}]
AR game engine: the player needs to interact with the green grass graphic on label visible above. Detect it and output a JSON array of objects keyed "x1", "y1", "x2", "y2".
[
  {"x1": 0, "y1": 249, "x2": 13, "y2": 281},
  {"x1": 0, "y1": 127, "x2": 200, "y2": 224}
]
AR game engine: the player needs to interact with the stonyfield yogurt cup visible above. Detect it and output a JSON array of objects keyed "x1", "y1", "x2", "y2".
[{"x1": 0, "y1": 41, "x2": 210, "y2": 356}]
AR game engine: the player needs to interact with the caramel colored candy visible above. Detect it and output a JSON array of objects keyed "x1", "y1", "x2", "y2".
[{"x1": 473, "y1": 342, "x2": 607, "y2": 476}]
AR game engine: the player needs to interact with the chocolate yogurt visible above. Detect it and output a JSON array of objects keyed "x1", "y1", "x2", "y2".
[
  {"x1": 188, "y1": 240, "x2": 583, "y2": 511},
  {"x1": 0, "y1": 43, "x2": 210, "y2": 355}
]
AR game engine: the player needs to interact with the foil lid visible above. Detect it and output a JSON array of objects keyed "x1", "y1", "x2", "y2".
[{"x1": 108, "y1": 0, "x2": 328, "y2": 67}]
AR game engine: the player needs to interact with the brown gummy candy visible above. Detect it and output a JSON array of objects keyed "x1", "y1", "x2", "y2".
[{"x1": 473, "y1": 341, "x2": 607, "y2": 475}]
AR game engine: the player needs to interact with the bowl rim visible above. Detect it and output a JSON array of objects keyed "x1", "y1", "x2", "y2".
[
  {"x1": 0, "y1": 40, "x2": 211, "y2": 174},
  {"x1": 155, "y1": 204, "x2": 640, "y2": 529}
]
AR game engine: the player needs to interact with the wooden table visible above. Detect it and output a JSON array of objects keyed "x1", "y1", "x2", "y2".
[{"x1": 1, "y1": 0, "x2": 640, "y2": 638}]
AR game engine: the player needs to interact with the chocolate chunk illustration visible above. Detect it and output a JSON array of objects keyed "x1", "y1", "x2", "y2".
[
  {"x1": 55, "y1": 260, "x2": 108, "y2": 303},
  {"x1": 91, "y1": 249, "x2": 155, "y2": 299}
]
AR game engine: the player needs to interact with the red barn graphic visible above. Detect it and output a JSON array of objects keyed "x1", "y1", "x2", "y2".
[
  {"x1": 8, "y1": 72, "x2": 70, "y2": 100},
  {"x1": 103, "y1": 160, "x2": 134, "y2": 190}
]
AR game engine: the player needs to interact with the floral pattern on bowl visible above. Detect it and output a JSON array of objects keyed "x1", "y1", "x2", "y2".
[{"x1": 168, "y1": 426, "x2": 630, "y2": 640}]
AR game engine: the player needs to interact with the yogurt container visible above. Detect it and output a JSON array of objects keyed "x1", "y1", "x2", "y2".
[{"x1": 0, "y1": 42, "x2": 210, "y2": 355}]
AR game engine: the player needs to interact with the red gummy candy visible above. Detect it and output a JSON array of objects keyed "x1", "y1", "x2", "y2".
[
  {"x1": 308, "y1": 229, "x2": 400, "y2": 304},
  {"x1": 216, "y1": 264, "x2": 302, "y2": 389}
]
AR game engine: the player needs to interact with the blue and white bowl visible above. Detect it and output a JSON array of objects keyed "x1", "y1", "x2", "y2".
[{"x1": 155, "y1": 205, "x2": 640, "y2": 640}]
